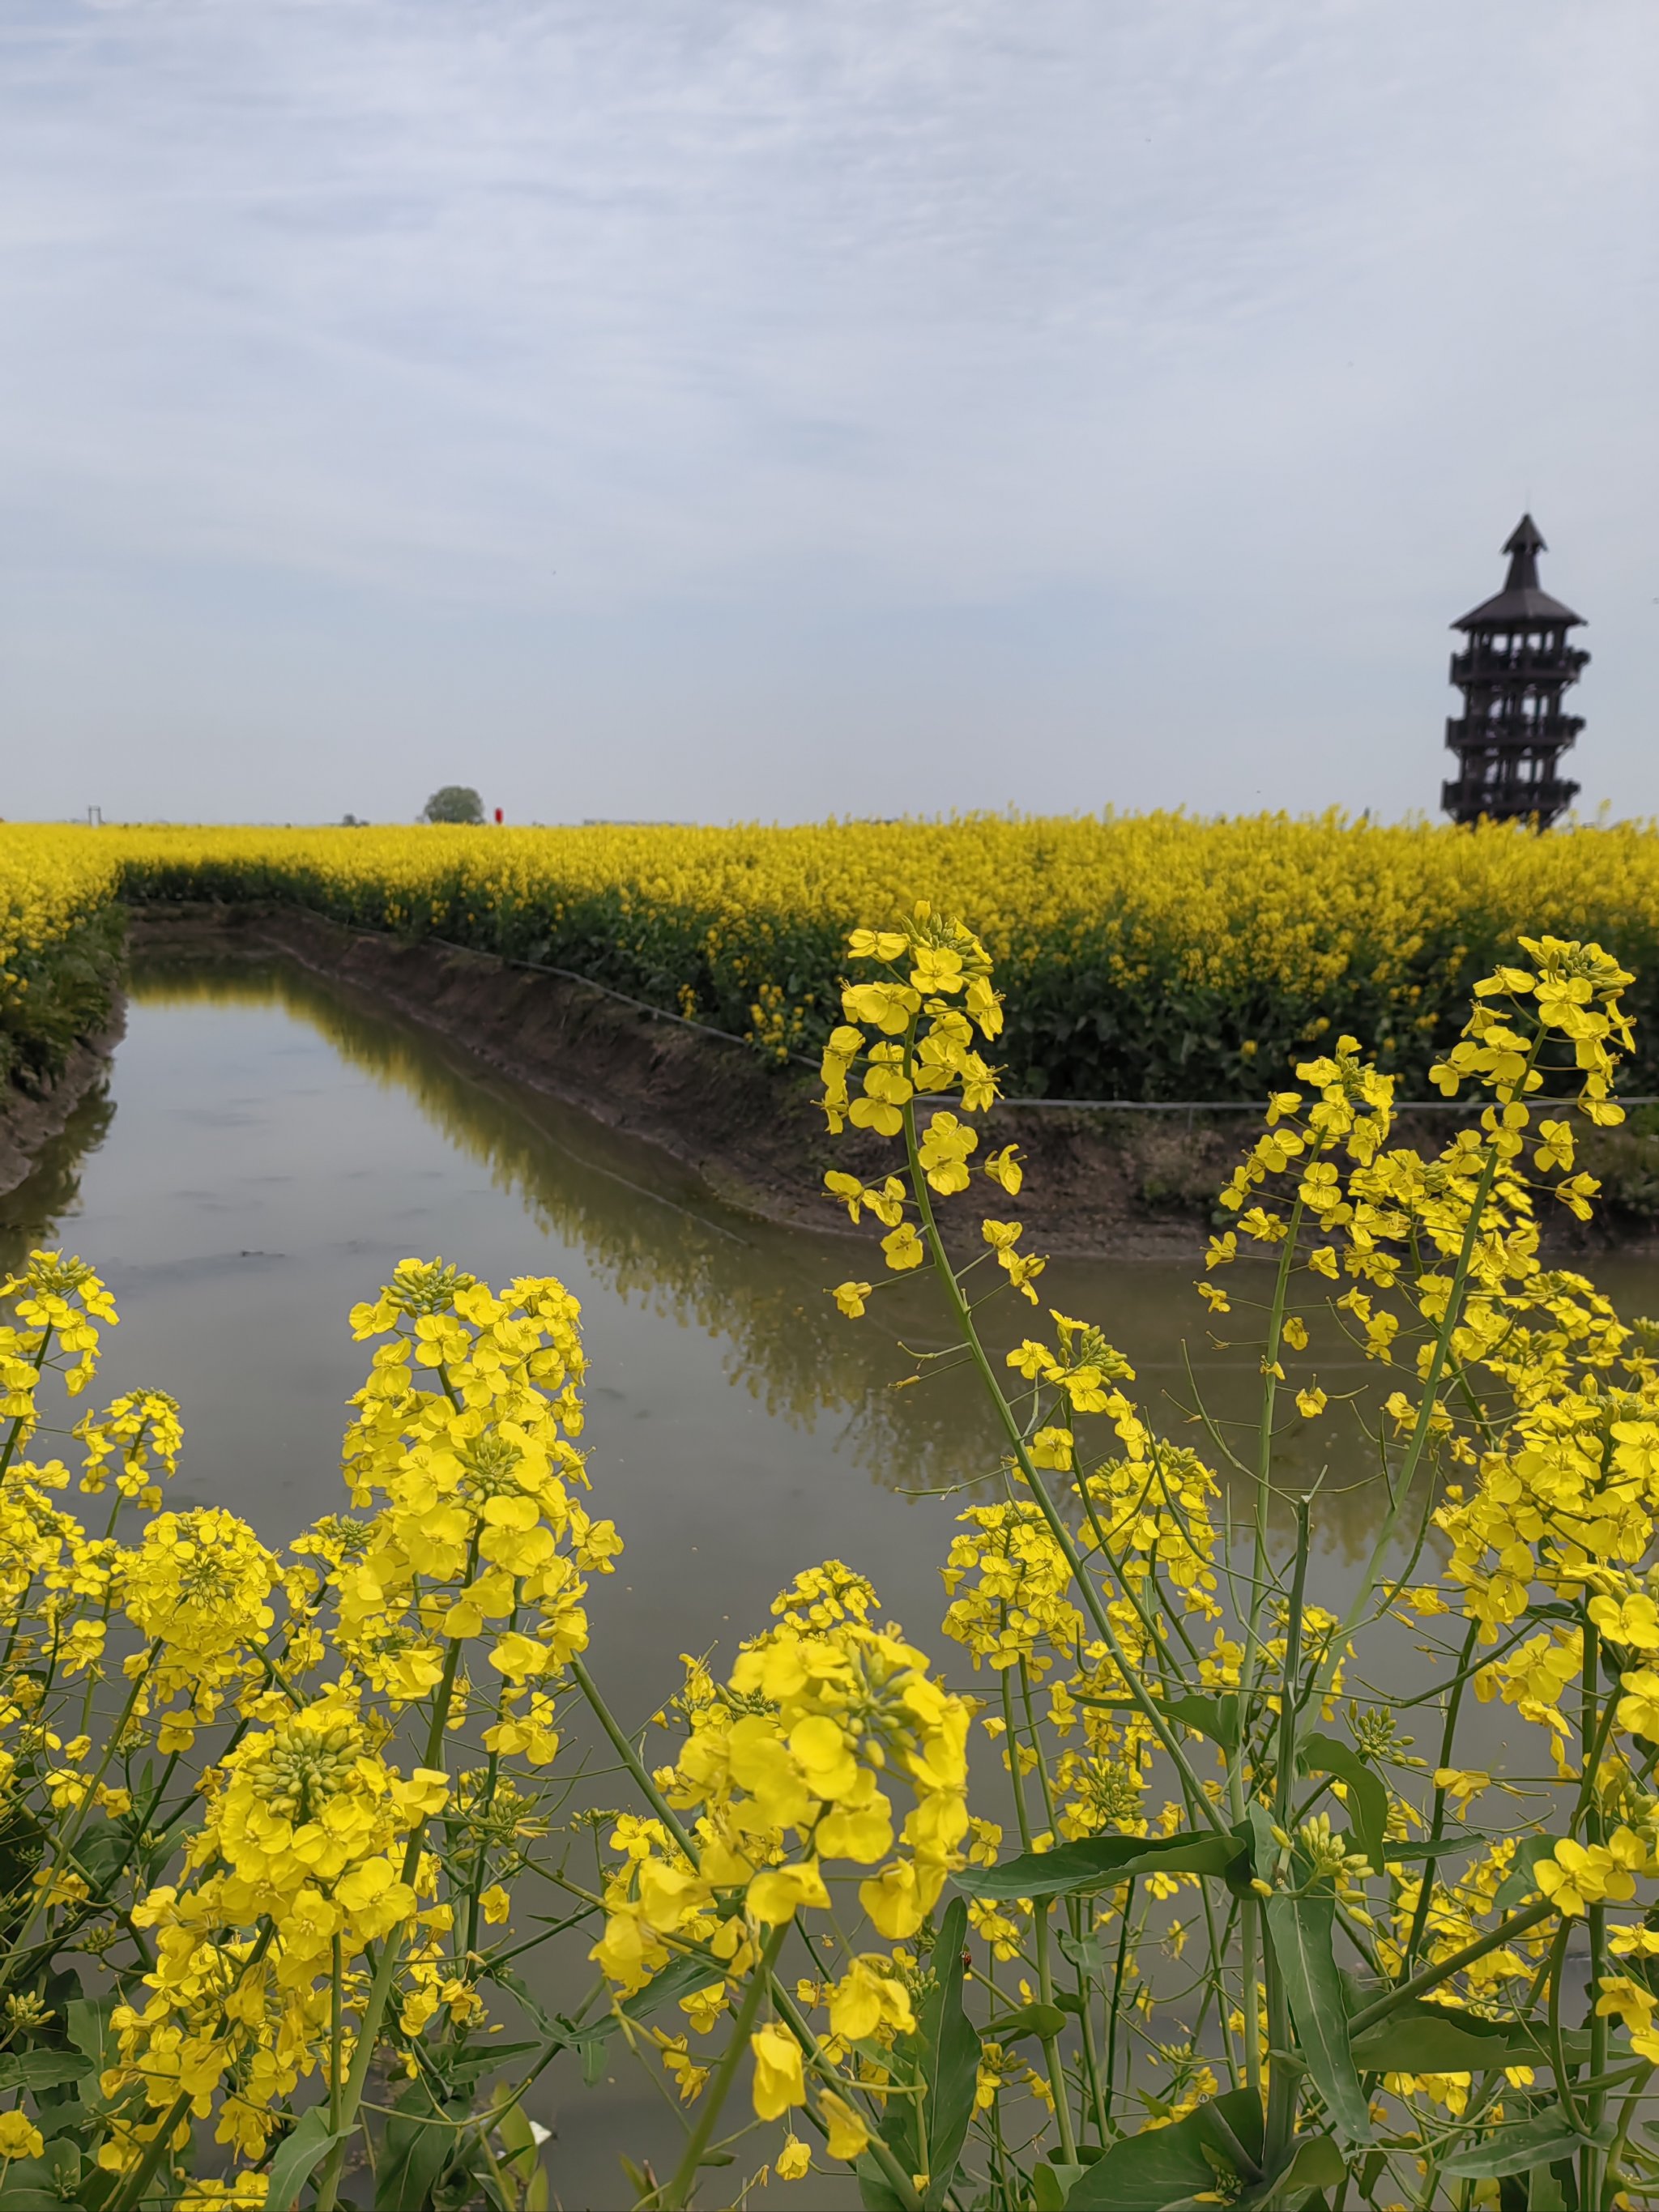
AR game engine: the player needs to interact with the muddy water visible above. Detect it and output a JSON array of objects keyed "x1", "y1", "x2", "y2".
[{"x1": 9, "y1": 954, "x2": 1659, "y2": 2204}]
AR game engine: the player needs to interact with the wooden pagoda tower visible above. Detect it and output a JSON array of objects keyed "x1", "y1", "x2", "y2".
[{"x1": 1441, "y1": 514, "x2": 1588, "y2": 827}]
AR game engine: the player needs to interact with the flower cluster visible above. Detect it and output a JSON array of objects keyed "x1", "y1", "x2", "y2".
[
  {"x1": 0, "y1": 1249, "x2": 119, "y2": 1435},
  {"x1": 121, "y1": 1508, "x2": 281, "y2": 1750},
  {"x1": 595, "y1": 1571, "x2": 970, "y2": 1988},
  {"x1": 0, "y1": 1245, "x2": 616, "y2": 2209},
  {"x1": 819, "y1": 907, "x2": 1004, "y2": 1142},
  {"x1": 314, "y1": 1259, "x2": 619, "y2": 1707},
  {"x1": 105, "y1": 1690, "x2": 446, "y2": 2159}
]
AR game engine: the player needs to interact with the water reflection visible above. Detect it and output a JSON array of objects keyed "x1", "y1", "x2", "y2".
[
  {"x1": 0, "y1": 1081, "x2": 116, "y2": 1249},
  {"x1": 122, "y1": 954, "x2": 1414, "y2": 1547}
]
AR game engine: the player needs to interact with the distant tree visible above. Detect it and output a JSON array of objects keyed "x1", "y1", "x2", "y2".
[
  {"x1": 421, "y1": 786, "x2": 484, "y2": 825},
  {"x1": 340, "y1": 813, "x2": 369, "y2": 827}
]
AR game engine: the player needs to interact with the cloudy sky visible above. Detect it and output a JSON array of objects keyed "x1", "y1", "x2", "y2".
[{"x1": 2, "y1": 0, "x2": 1655, "y2": 826}]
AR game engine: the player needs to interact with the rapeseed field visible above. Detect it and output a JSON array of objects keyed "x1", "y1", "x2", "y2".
[{"x1": 11, "y1": 814, "x2": 1659, "y2": 1097}]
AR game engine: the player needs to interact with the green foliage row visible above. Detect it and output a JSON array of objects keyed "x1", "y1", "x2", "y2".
[
  {"x1": 0, "y1": 906, "x2": 125, "y2": 1097},
  {"x1": 80, "y1": 815, "x2": 1659, "y2": 1098}
]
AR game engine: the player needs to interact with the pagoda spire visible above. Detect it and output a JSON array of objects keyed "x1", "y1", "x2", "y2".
[
  {"x1": 1440, "y1": 518, "x2": 1588, "y2": 829},
  {"x1": 1501, "y1": 513, "x2": 1546, "y2": 594}
]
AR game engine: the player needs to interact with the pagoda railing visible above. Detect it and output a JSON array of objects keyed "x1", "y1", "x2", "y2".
[
  {"x1": 1440, "y1": 775, "x2": 1580, "y2": 822},
  {"x1": 1450, "y1": 644, "x2": 1589, "y2": 683},
  {"x1": 1444, "y1": 714, "x2": 1584, "y2": 750}
]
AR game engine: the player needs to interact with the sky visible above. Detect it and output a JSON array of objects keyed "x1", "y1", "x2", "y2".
[{"x1": 2, "y1": 0, "x2": 1656, "y2": 828}]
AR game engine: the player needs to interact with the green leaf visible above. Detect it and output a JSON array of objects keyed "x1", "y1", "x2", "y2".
[
  {"x1": 1381, "y1": 1838, "x2": 1500, "y2": 1860},
  {"x1": 1232, "y1": 1803, "x2": 1278, "y2": 1896},
  {"x1": 1162, "y1": 1693, "x2": 1240, "y2": 1753},
  {"x1": 437, "y1": 2039, "x2": 543, "y2": 2091},
  {"x1": 1246, "y1": 2133, "x2": 1347, "y2": 2204},
  {"x1": 1280, "y1": 2134, "x2": 1346, "y2": 2192},
  {"x1": 578, "y1": 2033, "x2": 609, "y2": 2088},
  {"x1": 267, "y1": 2107, "x2": 350, "y2": 2212},
  {"x1": 1356, "y1": 2150, "x2": 1388, "y2": 2198},
  {"x1": 984, "y1": 2001, "x2": 1068, "y2": 2043},
  {"x1": 621, "y1": 1952, "x2": 721, "y2": 2022},
  {"x1": 1350, "y1": 2003, "x2": 1585, "y2": 2076},
  {"x1": 373, "y1": 2082, "x2": 471, "y2": 2212},
  {"x1": 956, "y1": 1826, "x2": 1244, "y2": 1902},
  {"x1": 1264, "y1": 1893, "x2": 1371, "y2": 2143},
  {"x1": 1058, "y1": 1931, "x2": 1114, "y2": 1977},
  {"x1": 917, "y1": 1897, "x2": 980, "y2": 2212},
  {"x1": 1066, "y1": 2088, "x2": 1265, "y2": 2210},
  {"x1": 65, "y1": 1999, "x2": 115, "y2": 2076},
  {"x1": 1298, "y1": 1736, "x2": 1388, "y2": 1876},
  {"x1": 487, "y1": 2100, "x2": 548, "y2": 2212},
  {"x1": 876, "y1": 1899, "x2": 980, "y2": 2211},
  {"x1": 1440, "y1": 2110, "x2": 1610, "y2": 2180},
  {"x1": 854, "y1": 2152, "x2": 908, "y2": 2211},
  {"x1": 1033, "y1": 2161, "x2": 1087, "y2": 2208},
  {"x1": 0, "y1": 2052, "x2": 92, "y2": 2092},
  {"x1": 63, "y1": 1816, "x2": 128, "y2": 1889}
]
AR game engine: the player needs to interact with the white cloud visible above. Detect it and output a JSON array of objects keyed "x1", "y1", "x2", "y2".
[{"x1": 1, "y1": 0, "x2": 1655, "y2": 822}]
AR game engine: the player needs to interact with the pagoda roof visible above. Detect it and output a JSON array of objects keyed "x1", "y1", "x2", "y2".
[{"x1": 1453, "y1": 513, "x2": 1584, "y2": 630}]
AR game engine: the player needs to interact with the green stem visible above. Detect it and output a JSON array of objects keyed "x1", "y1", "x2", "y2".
[
  {"x1": 1401, "y1": 1618, "x2": 1481, "y2": 1982},
  {"x1": 104, "y1": 2089, "x2": 192, "y2": 2212},
  {"x1": 1264, "y1": 1500, "x2": 1311, "y2": 2173},
  {"x1": 463, "y1": 1620, "x2": 517, "y2": 1961},
  {"x1": 1075, "y1": 1930, "x2": 1110, "y2": 2147},
  {"x1": 900, "y1": 1101, "x2": 1226, "y2": 1834},
  {"x1": 1234, "y1": 1185, "x2": 1310, "y2": 1783},
  {"x1": 1346, "y1": 1899, "x2": 1557, "y2": 2035},
  {"x1": 1579, "y1": 1626, "x2": 1607, "y2": 2208},
  {"x1": 571, "y1": 1655, "x2": 699, "y2": 1859},
  {"x1": 659, "y1": 1920, "x2": 791, "y2": 2210},
  {"x1": 0, "y1": 1327, "x2": 53, "y2": 1483},
  {"x1": 330, "y1": 1933, "x2": 344, "y2": 2133},
  {"x1": 1311, "y1": 1094, "x2": 1521, "y2": 1715},
  {"x1": 569, "y1": 1659, "x2": 922, "y2": 2211},
  {"x1": 2, "y1": 1644, "x2": 159, "y2": 1983},
  {"x1": 1239, "y1": 1894, "x2": 1262, "y2": 2102},
  {"x1": 1104, "y1": 1878, "x2": 1135, "y2": 2130},
  {"x1": 1605, "y1": 2060, "x2": 1655, "y2": 2193},
  {"x1": 1584, "y1": 1899, "x2": 1607, "y2": 2211},
  {"x1": 312, "y1": 1624, "x2": 466, "y2": 2212},
  {"x1": 1546, "y1": 1918, "x2": 1587, "y2": 2141},
  {"x1": 1003, "y1": 1663, "x2": 1076, "y2": 2163}
]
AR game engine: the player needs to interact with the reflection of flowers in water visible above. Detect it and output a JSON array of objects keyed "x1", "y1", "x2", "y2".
[
  {"x1": 128, "y1": 956, "x2": 1408, "y2": 1557},
  {"x1": 132, "y1": 955, "x2": 999, "y2": 1483},
  {"x1": 0, "y1": 1081, "x2": 116, "y2": 1265}
]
